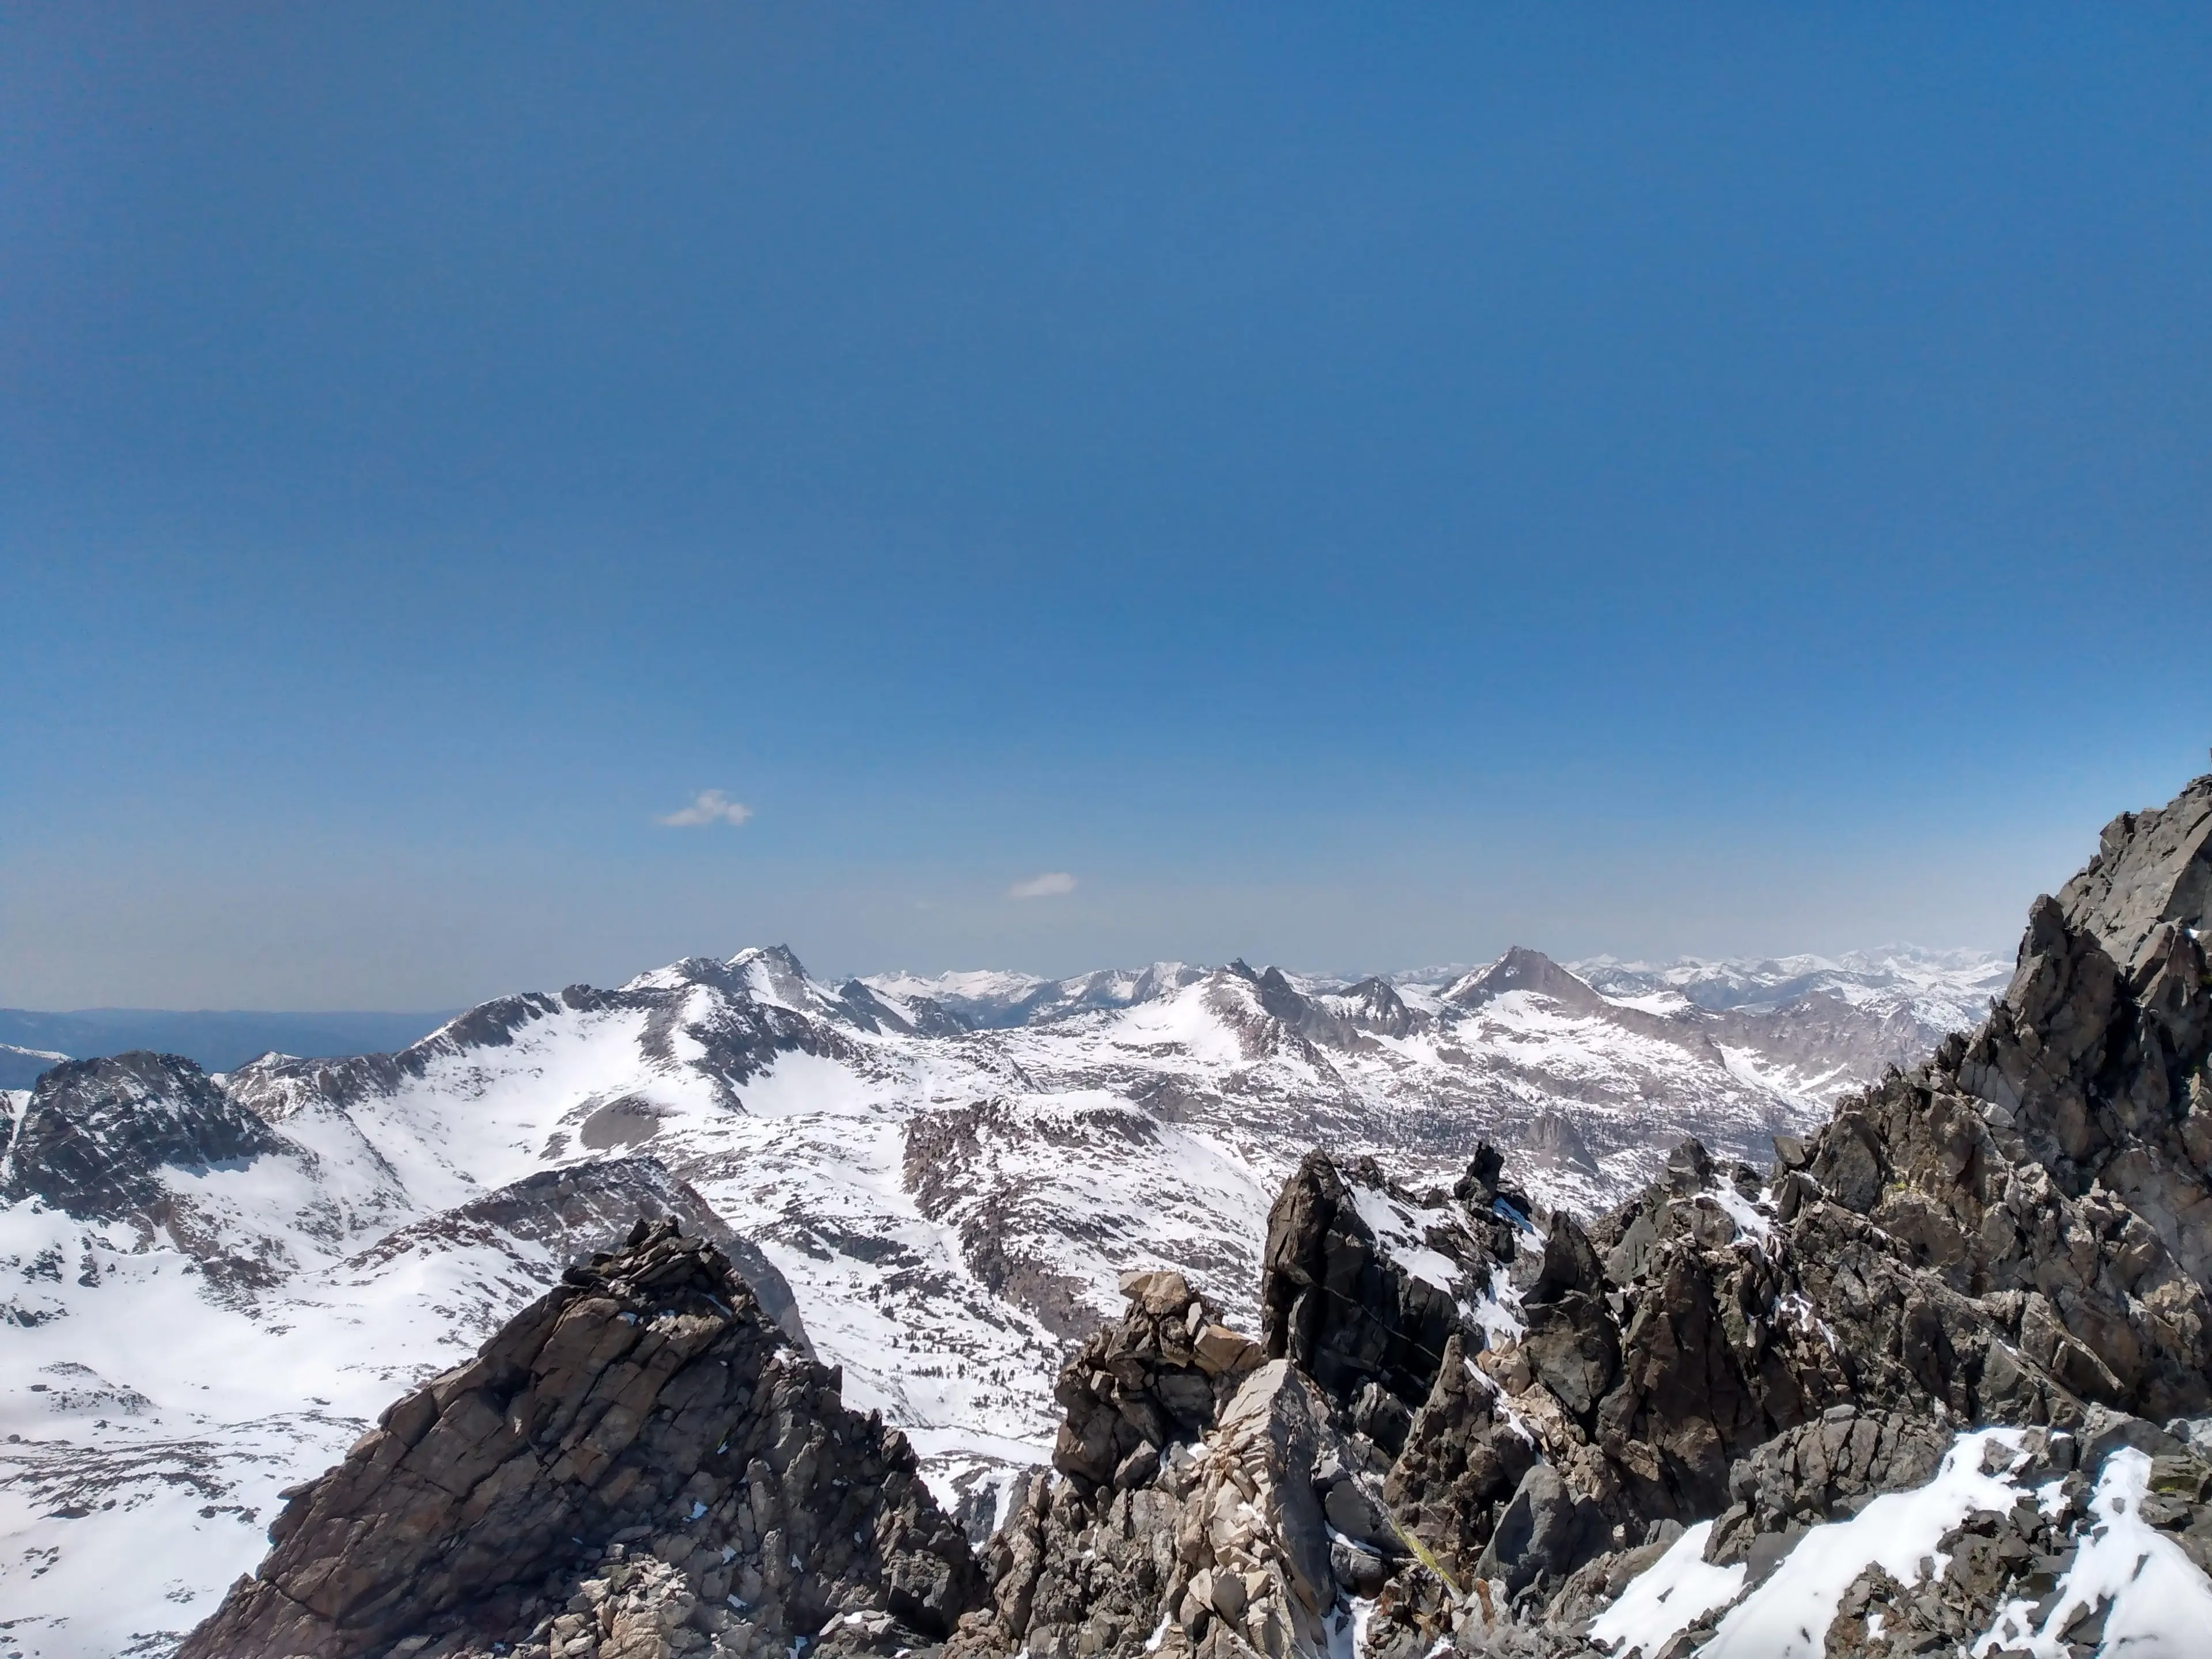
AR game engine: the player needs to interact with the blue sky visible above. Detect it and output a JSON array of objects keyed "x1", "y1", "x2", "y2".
[{"x1": 4, "y1": 5, "x2": 2209, "y2": 1008}]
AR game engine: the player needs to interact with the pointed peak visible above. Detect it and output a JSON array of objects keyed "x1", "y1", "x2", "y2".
[
  {"x1": 724, "y1": 944, "x2": 819, "y2": 1011},
  {"x1": 1446, "y1": 946, "x2": 1602, "y2": 1011},
  {"x1": 729, "y1": 942, "x2": 809, "y2": 977}
]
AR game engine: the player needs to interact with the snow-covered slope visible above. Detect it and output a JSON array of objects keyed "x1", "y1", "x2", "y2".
[{"x1": 0, "y1": 942, "x2": 2003, "y2": 1656}]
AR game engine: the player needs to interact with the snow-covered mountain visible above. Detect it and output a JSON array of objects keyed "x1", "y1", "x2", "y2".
[
  {"x1": 0, "y1": 1010, "x2": 454, "y2": 1085},
  {"x1": 0, "y1": 942, "x2": 2003, "y2": 1656},
  {"x1": 1569, "y1": 942, "x2": 2008, "y2": 1029}
]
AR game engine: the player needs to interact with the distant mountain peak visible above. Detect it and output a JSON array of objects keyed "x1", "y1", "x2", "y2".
[{"x1": 1445, "y1": 945, "x2": 1601, "y2": 1012}]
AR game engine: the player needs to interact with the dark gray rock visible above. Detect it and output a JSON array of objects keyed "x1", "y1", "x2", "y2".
[
  {"x1": 1261, "y1": 1148, "x2": 1518, "y2": 1414},
  {"x1": 1474, "y1": 1462, "x2": 1607, "y2": 1595},
  {"x1": 1384, "y1": 1333, "x2": 1537, "y2": 1586},
  {"x1": 1, "y1": 1051, "x2": 291, "y2": 1224},
  {"x1": 1525, "y1": 1210, "x2": 1605, "y2": 1306}
]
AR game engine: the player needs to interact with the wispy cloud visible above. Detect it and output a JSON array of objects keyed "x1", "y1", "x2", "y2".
[
  {"x1": 1008, "y1": 871, "x2": 1077, "y2": 900},
  {"x1": 657, "y1": 789, "x2": 754, "y2": 828}
]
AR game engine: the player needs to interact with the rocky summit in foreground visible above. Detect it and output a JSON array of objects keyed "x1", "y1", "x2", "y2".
[{"x1": 178, "y1": 1219, "x2": 981, "y2": 1659}]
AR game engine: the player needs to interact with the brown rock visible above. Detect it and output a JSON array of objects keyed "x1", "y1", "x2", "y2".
[{"x1": 176, "y1": 1220, "x2": 982, "y2": 1659}]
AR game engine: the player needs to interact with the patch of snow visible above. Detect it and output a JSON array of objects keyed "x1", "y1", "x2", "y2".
[
  {"x1": 1469, "y1": 1263, "x2": 1525, "y2": 1347},
  {"x1": 1706, "y1": 1184, "x2": 1773, "y2": 1243},
  {"x1": 1700, "y1": 1429, "x2": 2029, "y2": 1658},
  {"x1": 1971, "y1": 1446, "x2": 2212, "y2": 1658},
  {"x1": 1588, "y1": 1521, "x2": 1745, "y2": 1656},
  {"x1": 1347, "y1": 1184, "x2": 1467, "y2": 1297}
]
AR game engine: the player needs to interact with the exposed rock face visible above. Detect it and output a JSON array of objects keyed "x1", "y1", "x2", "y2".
[
  {"x1": 177, "y1": 1220, "x2": 981, "y2": 1659},
  {"x1": 1, "y1": 1050, "x2": 290, "y2": 1222},
  {"x1": 1381, "y1": 1332, "x2": 1537, "y2": 1590},
  {"x1": 1261, "y1": 1150, "x2": 1524, "y2": 1416},
  {"x1": 964, "y1": 1338, "x2": 1408, "y2": 1659},
  {"x1": 946, "y1": 1153, "x2": 1521, "y2": 1659},
  {"x1": 1050, "y1": 1268, "x2": 1266, "y2": 1493},
  {"x1": 1705, "y1": 1403, "x2": 1949, "y2": 1561},
  {"x1": 1959, "y1": 776, "x2": 2212, "y2": 1300}
]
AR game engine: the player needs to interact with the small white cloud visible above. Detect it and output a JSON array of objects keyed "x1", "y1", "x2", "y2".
[
  {"x1": 1008, "y1": 871, "x2": 1077, "y2": 900},
  {"x1": 657, "y1": 789, "x2": 754, "y2": 828}
]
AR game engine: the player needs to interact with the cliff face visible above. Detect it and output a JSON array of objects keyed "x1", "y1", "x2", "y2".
[{"x1": 177, "y1": 1221, "x2": 982, "y2": 1659}]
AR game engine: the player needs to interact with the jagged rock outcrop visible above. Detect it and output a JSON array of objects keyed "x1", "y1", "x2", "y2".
[
  {"x1": 977, "y1": 1359, "x2": 1369, "y2": 1659},
  {"x1": 1261, "y1": 1149, "x2": 1525, "y2": 1419},
  {"x1": 1449, "y1": 775, "x2": 2212, "y2": 1651},
  {"x1": 1381, "y1": 1332, "x2": 1537, "y2": 1590},
  {"x1": 177, "y1": 1219, "x2": 982, "y2": 1659},
  {"x1": 951, "y1": 1154, "x2": 1522, "y2": 1659},
  {"x1": 1959, "y1": 777, "x2": 2212, "y2": 1293},
  {"x1": 1705, "y1": 1403, "x2": 1949, "y2": 1560},
  {"x1": 1050, "y1": 1268, "x2": 1267, "y2": 1493}
]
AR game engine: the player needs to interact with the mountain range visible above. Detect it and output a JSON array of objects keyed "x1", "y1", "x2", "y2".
[
  {"x1": 0, "y1": 903, "x2": 2115, "y2": 1656},
  {"x1": 0, "y1": 949, "x2": 2003, "y2": 1093},
  {"x1": 117, "y1": 768, "x2": 2212, "y2": 1659},
  {"x1": 0, "y1": 935, "x2": 2004, "y2": 1656}
]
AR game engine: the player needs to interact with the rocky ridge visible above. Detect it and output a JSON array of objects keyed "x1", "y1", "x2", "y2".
[{"x1": 2, "y1": 926, "x2": 1994, "y2": 1653}]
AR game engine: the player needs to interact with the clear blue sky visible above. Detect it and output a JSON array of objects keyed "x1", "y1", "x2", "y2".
[{"x1": 4, "y1": 5, "x2": 2209, "y2": 1008}]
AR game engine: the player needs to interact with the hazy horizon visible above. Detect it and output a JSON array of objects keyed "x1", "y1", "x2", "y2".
[{"x1": 0, "y1": 935, "x2": 2028, "y2": 1023}]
